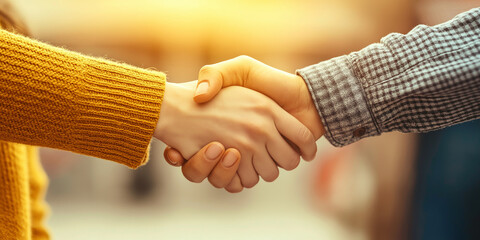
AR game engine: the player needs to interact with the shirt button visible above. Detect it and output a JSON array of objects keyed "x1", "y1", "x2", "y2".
[{"x1": 353, "y1": 127, "x2": 366, "y2": 137}]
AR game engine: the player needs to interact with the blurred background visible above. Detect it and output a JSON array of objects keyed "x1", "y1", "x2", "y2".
[{"x1": 12, "y1": 0, "x2": 480, "y2": 239}]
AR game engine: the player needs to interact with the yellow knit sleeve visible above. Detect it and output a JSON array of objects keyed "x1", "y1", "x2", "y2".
[{"x1": 0, "y1": 29, "x2": 165, "y2": 168}]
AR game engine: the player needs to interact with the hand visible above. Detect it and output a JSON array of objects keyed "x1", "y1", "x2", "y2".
[
  {"x1": 155, "y1": 81, "x2": 316, "y2": 188},
  {"x1": 164, "y1": 56, "x2": 325, "y2": 191},
  {"x1": 194, "y1": 55, "x2": 325, "y2": 139},
  {"x1": 164, "y1": 142, "x2": 244, "y2": 193}
]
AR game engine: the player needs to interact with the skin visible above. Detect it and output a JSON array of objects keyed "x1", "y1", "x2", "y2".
[
  {"x1": 164, "y1": 56, "x2": 326, "y2": 192},
  {"x1": 155, "y1": 81, "x2": 317, "y2": 189},
  {"x1": 164, "y1": 142, "x2": 243, "y2": 192}
]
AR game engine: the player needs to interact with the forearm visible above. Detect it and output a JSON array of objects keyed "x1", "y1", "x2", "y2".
[
  {"x1": 0, "y1": 29, "x2": 165, "y2": 168},
  {"x1": 298, "y1": 7, "x2": 480, "y2": 147}
]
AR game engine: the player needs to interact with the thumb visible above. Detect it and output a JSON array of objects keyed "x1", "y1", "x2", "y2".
[
  {"x1": 193, "y1": 56, "x2": 254, "y2": 103},
  {"x1": 193, "y1": 65, "x2": 224, "y2": 103}
]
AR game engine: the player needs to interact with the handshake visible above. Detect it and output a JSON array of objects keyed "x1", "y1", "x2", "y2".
[{"x1": 153, "y1": 56, "x2": 325, "y2": 193}]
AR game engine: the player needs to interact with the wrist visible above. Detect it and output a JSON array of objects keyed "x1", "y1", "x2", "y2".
[
  {"x1": 294, "y1": 75, "x2": 325, "y2": 140},
  {"x1": 154, "y1": 82, "x2": 190, "y2": 142}
]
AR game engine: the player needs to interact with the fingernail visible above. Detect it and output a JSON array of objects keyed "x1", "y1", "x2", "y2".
[
  {"x1": 205, "y1": 143, "x2": 223, "y2": 160},
  {"x1": 195, "y1": 81, "x2": 209, "y2": 97},
  {"x1": 222, "y1": 151, "x2": 238, "y2": 168},
  {"x1": 166, "y1": 152, "x2": 178, "y2": 165}
]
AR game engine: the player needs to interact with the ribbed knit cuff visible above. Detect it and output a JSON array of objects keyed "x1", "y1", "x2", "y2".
[
  {"x1": 72, "y1": 57, "x2": 165, "y2": 168},
  {"x1": 0, "y1": 29, "x2": 165, "y2": 168}
]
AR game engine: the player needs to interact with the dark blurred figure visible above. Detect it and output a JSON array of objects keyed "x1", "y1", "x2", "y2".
[{"x1": 410, "y1": 120, "x2": 480, "y2": 240}]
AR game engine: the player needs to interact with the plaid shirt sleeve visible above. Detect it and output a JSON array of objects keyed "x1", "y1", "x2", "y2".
[{"x1": 297, "y1": 7, "x2": 480, "y2": 147}]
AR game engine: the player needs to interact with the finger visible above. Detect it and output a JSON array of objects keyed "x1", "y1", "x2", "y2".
[
  {"x1": 252, "y1": 148, "x2": 279, "y2": 182},
  {"x1": 237, "y1": 153, "x2": 259, "y2": 188},
  {"x1": 273, "y1": 108, "x2": 317, "y2": 161},
  {"x1": 163, "y1": 146, "x2": 185, "y2": 167},
  {"x1": 195, "y1": 56, "x2": 299, "y2": 109},
  {"x1": 208, "y1": 148, "x2": 241, "y2": 188},
  {"x1": 266, "y1": 131, "x2": 301, "y2": 171},
  {"x1": 225, "y1": 174, "x2": 244, "y2": 193},
  {"x1": 181, "y1": 142, "x2": 225, "y2": 183},
  {"x1": 194, "y1": 56, "x2": 251, "y2": 103}
]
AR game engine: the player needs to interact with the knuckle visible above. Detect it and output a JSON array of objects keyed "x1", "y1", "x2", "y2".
[
  {"x1": 283, "y1": 155, "x2": 300, "y2": 171},
  {"x1": 182, "y1": 167, "x2": 204, "y2": 183},
  {"x1": 297, "y1": 126, "x2": 313, "y2": 145},
  {"x1": 242, "y1": 177, "x2": 259, "y2": 189},
  {"x1": 244, "y1": 121, "x2": 270, "y2": 140},
  {"x1": 235, "y1": 55, "x2": 252, "y2": 63},
  {"x1": 226, "y1": 185, "x2": 243, "y2": 193},
  {"x1": 198, "y1": 65, "x2": 215, "y2": 77},
  {"x1": 262, "y1": 169, "x2": 279, "y2": 182},
  {"x1": 252, "y1": 102, "x2": 273, "y2": 115},
  {"x1": 250, "y1": 124, "x2": 268, "y2": 138},
  {"x1": 237, "y1": 137, "x2": 254, "y2": 153},
  {"x1": 208, "y1": 177, "x2": 226, "y2": 189}
]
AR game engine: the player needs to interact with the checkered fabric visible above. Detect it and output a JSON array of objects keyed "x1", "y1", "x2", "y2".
[{"x1": 298, "y1": 7, "x2": 480, "y2": 147}]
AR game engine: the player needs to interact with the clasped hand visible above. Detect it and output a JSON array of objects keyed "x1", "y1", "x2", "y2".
[{"x1": 154, "y1": 56, "x2": 325, "y2": 192}]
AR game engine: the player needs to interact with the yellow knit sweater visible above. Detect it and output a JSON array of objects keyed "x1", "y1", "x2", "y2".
[{"x1": 0, "y1": 29, "x2": 166, "y2": 239}]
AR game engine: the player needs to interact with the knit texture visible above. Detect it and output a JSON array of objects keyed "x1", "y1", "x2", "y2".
[
  {"x1": 0, "y1": 28, "x2": 165, "y2": 239},
  {"x1": 0, "y1": 4, "x2": 50, "y2": 239},
  {"x1": 298, "y1": 8, "x2": 480, "y2": 146},
  {"x1": 0, "y1": 29, "x2": 166, "y2": 167}
]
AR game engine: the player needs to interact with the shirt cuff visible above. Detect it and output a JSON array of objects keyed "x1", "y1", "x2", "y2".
[{"x1": 297, "y1": 56, "x2": 380, "y2": 147}]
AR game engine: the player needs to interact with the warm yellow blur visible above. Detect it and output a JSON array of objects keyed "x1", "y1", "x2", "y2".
[
  {"x1": 12, "y1": 0, "x2": 478, "y2": 240},
  {"x1": 18, "y1": 0, "x2": 417, "y2": 82}
]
